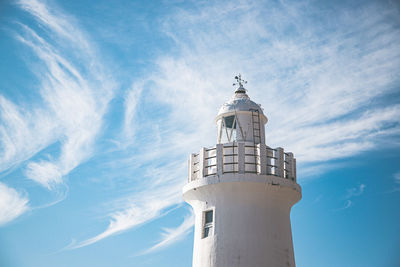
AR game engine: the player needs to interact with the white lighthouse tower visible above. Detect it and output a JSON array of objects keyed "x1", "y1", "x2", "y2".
[{"x1": 183, "y1": 75, "x2": 302, "y2": 267}]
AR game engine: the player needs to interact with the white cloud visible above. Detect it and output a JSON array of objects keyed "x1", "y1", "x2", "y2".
[
  {"x1": 156, "y1": 0, "x2": 400, "y2": 165},
  {"x1": 0, "y1": 0, "x2": 115, "y2": 189},
  {"x1": 337, "y1": 200, "x2": 353, "y2": 211},
  {"x1": 139, "y1": 211, "x2": 194, "y2": 255},
  {"x1": 393, "y1": 171, "x2": 400, "y2": 191},
  {"x1": 70, "y1": 191, "x2": 183, "y2": 249},
  {"x1": 25, "y1": 161, "x2": 62, "y2": 190},
  {"x1": 123, "y1": 82, "x2": 144, "y2": 143},
  {"x1": 345, "y1": 184, "x2": 366, "y2": 199},
  {"x1": 0, "y1": 95, "x2": 57, "y2": 172},
  {"x1": 17, "y1": 0, "x2": 92, "y2": 54},
  {"x1": 0, "y1": 182, "x2": 29, "y2": 226},
  {"x1": 394, "y1": 172, "x2": 400, "y2": 183},
  {"x1": 334, "y1": 183, "x2": 366, "y2": 211},
  {"x1": 69, "y1": 159, "x2": 186, "y2": 249}
]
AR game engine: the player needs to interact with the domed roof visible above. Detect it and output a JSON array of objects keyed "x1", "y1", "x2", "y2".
[{"x1": 217, "y1": 89, "x2": 264, "y2": 116}]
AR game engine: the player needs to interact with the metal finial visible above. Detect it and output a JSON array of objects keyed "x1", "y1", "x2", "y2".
[{"x1": 233, "y1": 74, "x2": 247, "y2": 93}]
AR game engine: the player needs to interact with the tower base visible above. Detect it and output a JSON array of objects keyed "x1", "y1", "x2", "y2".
[{"x1": 183, "y1": 174, "x2": 301, "y2": 267}]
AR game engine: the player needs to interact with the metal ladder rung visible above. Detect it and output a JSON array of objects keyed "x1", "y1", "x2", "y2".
[{"x1": 251, "y1": 111, "x2": 261, "y2": 165}]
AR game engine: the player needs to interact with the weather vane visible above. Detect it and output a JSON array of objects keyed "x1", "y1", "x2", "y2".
[
  {"x1": 233, "y1": 73, "x2": 247, "y2": 88},
  {"x1": 233, "y1": 74, "x2": 247, "y2": 93}
]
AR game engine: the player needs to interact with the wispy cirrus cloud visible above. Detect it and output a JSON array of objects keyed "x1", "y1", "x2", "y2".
[
  {"x1": 0, "y1": 95, "x2": 56, "y2": 173},
  {"x1": 340, "y1": 200, "x2": 353, "y2": 210},
  {"x1": 0, "y1": 0, "x2": 115, "y2": 190},
  {"x1": 70, "y1": 156, "x2": 187, "y2": 249},
  {"x1": 122, "y1": 82, "x2": 145, "y2": 144},
  {"x1": 138, "y1": 210, "x2": 194, "y2": 256},
  {"x1": 345, "y1": 184, "x2": 366, "y2": 199},
  {"x1": 157, "y1": 0, "x2": 400, "y2": 165},
  {"x1": 394, "y1": 172, "x2": 400, "y2": 182},
  {"x1": 0, "y1": 182, "x2": 29, "y2": 226},
  {"x1": 335, "y1": 183, "x2": 366, "y2": 211},
  {"x1": 393, "y1": 171, "x2": 400, "y2": 192}
]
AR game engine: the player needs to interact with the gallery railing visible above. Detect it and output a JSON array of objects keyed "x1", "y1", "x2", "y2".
[{"x1": 188, "y1": 142, "x2": 296, "y2": 183}]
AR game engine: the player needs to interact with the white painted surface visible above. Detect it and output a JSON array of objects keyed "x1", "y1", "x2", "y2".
[
  {"x1": 183, "y1": 85, "x2": 301, "y2": 266},
  {"x1": 183, "y1": 174, "x2": 301, "y2": 267}
]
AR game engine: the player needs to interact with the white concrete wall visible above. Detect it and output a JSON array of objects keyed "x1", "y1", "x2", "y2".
[{"x1": 183, "y1": 174, "x2": 301, "y2": 267}]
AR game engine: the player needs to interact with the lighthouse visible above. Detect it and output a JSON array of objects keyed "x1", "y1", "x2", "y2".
[{"x1": 183, "y1": 75, "x2": 302, "y2": 267}]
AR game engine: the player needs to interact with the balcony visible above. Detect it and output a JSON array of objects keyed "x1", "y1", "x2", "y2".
[{"x1": 188, "y1": 142, "x2": 296, "y2": 183}]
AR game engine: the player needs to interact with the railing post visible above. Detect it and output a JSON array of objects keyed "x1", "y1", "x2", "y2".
[
  {"x1": 199, "y1": 148, "x2": 205, "y2": 179},
  {"x1": 216, "y1": 144, "x2": 223, "y2": 176},
  {"x1": 188, "y1": 158, "x2": 192, "y2": 182},
  {"x1": 266, "y1": 148, "x2": 273, "y2": 175},
  {"x1": 276, "y1": 147, "x2": 284, "y2": 178},
  {"x1": 286, "y1": 152, "x2": 294, "y2": 181},
  {"x1": 258, "y1": 143, "x2": 267, "y2": 175},
  {"x1": 238, "y1": 142, "x2": 245, "y2": 174},
  {"x1": 293, "y1": 158, "x2": 297, "y2": 182},
  {"x1": 190, "y1": 153, "x2": 196, "y2": 181}
]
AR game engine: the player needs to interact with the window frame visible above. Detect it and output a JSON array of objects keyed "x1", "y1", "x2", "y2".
[
  {"x1": 217, "y1": 112, "x2": 246, "y2": 143},
  {"x1": 218, "y1": 115, "x2": 237, "y2": 143},
  {"x1": 202, "y1": 209, "x2": 214, "y2": 238}
]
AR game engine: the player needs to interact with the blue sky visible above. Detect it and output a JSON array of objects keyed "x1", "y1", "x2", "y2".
[{"x1": 0, "y1": 0, "x2": 399, "y2": 266}]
